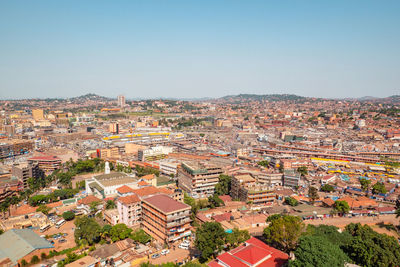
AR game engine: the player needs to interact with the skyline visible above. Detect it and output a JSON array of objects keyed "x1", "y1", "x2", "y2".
[{"x1": 1, "y1": 0, "x2": 400, "y2": 99}]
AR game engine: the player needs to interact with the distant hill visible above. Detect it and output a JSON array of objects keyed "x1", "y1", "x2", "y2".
[
  {"x1": 219, "y1": 94, "x2": 310, "y2": 102},
  {"x1": 68, "y1": 93, "x2": 112, "y2": 102}
]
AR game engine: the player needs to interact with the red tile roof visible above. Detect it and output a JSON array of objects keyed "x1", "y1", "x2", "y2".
[
  {"x1": 132, "y1": 186, "x2": 173, "y2": 197},
  {"x1": 28, "y1": 155, "x2": 61, "y2": 161},
  {"x1": 118, "y1": 194, "x2": 141, "y2": 205},
  {"x1": 208, "y1": 237, "x2": 289, "y2": 267},
  {"x1": 142, "y1": 174, "x2": 155, "y2": 180},
  {"x1": 138, "y1": 181, "x2": 149, "y2": 186},
  {"x1": 143, "y1": 194, "x2": 189, "y2": 214},
  {"x1": 219, "y1": 195, "x2": 232, "y2": 203},
  {"x1": 116, "y1": 185, "x2": 135, "y2": 194},
  {"x1": 212, "y1": 212, "x2": 232, "y2": 223},
  {"x1": 78, "y1": 195, "x2": 102, "y2": 205}
]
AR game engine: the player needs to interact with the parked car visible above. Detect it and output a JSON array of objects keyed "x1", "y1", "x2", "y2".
[
  {"x1": 151, "y1": 253, "x2": 160, "y2": 259},
  {"x1": 179, "y1": 243, "x2": 189, "y2": 250},
  {"x1": 58, "y1": 239, "x2": 67, "y2": 243},
  {"x1": 161, "y1": 249, "x2": 170, "y2": 255}
]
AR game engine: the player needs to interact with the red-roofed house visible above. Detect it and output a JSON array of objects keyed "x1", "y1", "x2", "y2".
[
  {"x1": 208, "y1": 237, "x2": 289, "y2": 267},
  {"x1": 77, "y1": 195, "x2": 103, "y2": 215},
  {"x1": 116, "y1": 185, "x2": 135, "y2": 197}
]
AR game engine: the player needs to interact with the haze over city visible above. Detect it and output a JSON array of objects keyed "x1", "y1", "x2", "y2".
[
  {"x1": 1, "y1": 2, "x2": 400, "y2": 267},
  {"x1": 1, "y1": 0, "x2": 400, "y2": 99}
]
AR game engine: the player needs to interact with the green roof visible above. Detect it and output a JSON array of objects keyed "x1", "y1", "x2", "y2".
[{"x1": 0, "y1": 229, "x2": 53, "y2": 264}]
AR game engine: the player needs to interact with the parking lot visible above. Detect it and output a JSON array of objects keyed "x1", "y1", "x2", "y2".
[{"x1": 34, "y1": 220, "x2": 76, "y2": 251}]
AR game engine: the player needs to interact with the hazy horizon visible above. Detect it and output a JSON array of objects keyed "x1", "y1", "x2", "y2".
[{"x1": 1, "y1": 1, "x2": 399, "y2": 100}]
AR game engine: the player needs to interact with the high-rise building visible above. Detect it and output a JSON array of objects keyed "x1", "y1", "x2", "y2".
[
  {"x1": 118, "y1": 95, "x2": 126, "y2": 108},
  {"x1": 32, "y1": 109, "x2": 44, "y2": 121}
]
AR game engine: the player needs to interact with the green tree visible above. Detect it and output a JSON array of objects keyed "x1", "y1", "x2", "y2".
[
  {"x1": 131, "y1": 229, "x2": 151, "y2": 244},
  {"x1": 290, "y1": 236, "x2": 349, "y2": 267},
  {"x1": 263, "y1": 215, "x2": 305, "y2": 252},
  {"x1": 20, "y1": 259, "x2": 28, "y2": 266},
  {"x1": 308, "y1": 186, "x2": 319, "y2": 205},
  {"x1": 297, "y1": 166, "x2": 308, "y2": 177},
  {"x1": 214, "y1": 175, "x2": 232, "y2": 196},
  {"x1": 266, "y1": 214, "x2": 282, "y2": 222},
  {"x1": 304, "y1": 225, "x2": 352, "y2": 248},
  {"x1": 333, "y1": 200, "x2": 350, "y2": 214},
  {"x1": 195, "y1": 222, "x2": 226, "y2": 262},
  {"x1": 208, "y1": 195, "x2": 223, "y2": 208},
  {"x1": 30, "y1": 255, "x2": 40, "y2": 264},
  {"x1": 36, "y1": 204, "x2": 52, "y2": 215},
  {"x1": 110, "y1": 223, "x2": 132, "y2": 242},
  {"x1": 41, "y1": 252, "x2": 47, "y2": 260},
  {"x1": 372, "y1": 182, "x2": 387, "y2": 195},
  {"x1": 74, "y1": 216, "x2": 101, "y2": 245},
  {"x1": 360, "y1": 178, "x2": 371, "y2": 196},
  {"x1": 89, "y1": 201, "x2": 100, "y2": 213},
  {"x1": 344, "y1": 223, "x2": 400, "y2": 267},
  {"x1": 62, "y1": 211, "x2": 75, "y2": 221},
  {"x1": 321, "y1": 184, "x2": 335, "y2": 192},
  {"x1": 106, "y1": 200, "x2": 116, "y2": 210},
  {"x1": 396, "y1": 196, "x2": 400, "y2": 219},
  {"x1": 257, "y1": 160, "x2": 269, "y2": 168},
  {"x1": 284, "y1": 197, "x2": 299, "y2": 206},
  {"x1": 225, "y1": 228, "x2": 250, "y2": 249}
]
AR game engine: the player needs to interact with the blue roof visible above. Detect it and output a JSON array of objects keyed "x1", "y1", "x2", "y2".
[{"x1": 0, "y1": 229, "x2": 53, "y2": 264}]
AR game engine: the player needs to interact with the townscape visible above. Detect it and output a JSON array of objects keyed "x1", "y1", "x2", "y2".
[{"x1": 0, "y1": 94, "x2": 400, "y2": 267}]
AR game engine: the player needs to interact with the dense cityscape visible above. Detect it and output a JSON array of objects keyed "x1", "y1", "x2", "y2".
[
  {"x1": 0, "y1": 93, "x2": 399, "y2": 267},
  {"x1": 1, "y1": 0, "x2": 400, "y2": 266}
]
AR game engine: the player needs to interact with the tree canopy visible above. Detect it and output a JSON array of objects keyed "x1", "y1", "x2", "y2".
[
  {"x1": 62, "y1": 211, "x2": 75, "y2": 221},
  {"x1": 290, "y1": 235, "x2": 350, "y2": 267},
  {"x1": 74, "y1": 216, "x2": 101, "y2": 245},
  {"x1": 308, "y1": 186, "x2": 319, "y2": 205},
  {"x1": 195, "y1": 222, "x2": 227, "y2": 262},
  {"x1": 284, "y1": 197, "x2": 299, "y2": 206},
  {"x1": 263, "y1": 215, "x2": 305, "y2": 252},
  {"x1": 321, "y1": 184, "x2": 335, "y2": 192},
  {"x1": 343, "y1": 223, "x2": 400, "y2": 267},
  {"x1": 372, "y1": 182, "x2": 387, "y2": 195},
  {"x1": 333, "y1": 200, "x2": 350, "y2": 214},
  {"x1": 214, "y1": 174, "x2": 232, "y2": 196}
]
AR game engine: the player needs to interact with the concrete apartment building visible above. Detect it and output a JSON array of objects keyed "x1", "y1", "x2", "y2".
[
  {"x1": 27, "y1": 155, "x2": 62, "y2": 173},
  {"x1": 231, "y1": 174, "x2": 276, "y2": 206},
  {"x1": 178, "y1": 160, "x2": 223, "y2": 198},
  {"x1": 141, "y1": 194, "x2": 191, "y2": 244},
  {"x1": 256, "y1": 172, "x2": 283, "y2": 187},
  {"x1": 11, "y1": 162, "x2": 43, "y2": 188},
  {"x1": 283, "y1": 170, "x2": 302, "y2": 188},
  {"x1": 117, "y1": 194, "x2": 141, "y2": 227},
  {"x1": 159, "y1": 160, "x2": 179, "y2": 176},
  {"x1": 138, "y1": 146, "x2": 174, "y2": 161}
]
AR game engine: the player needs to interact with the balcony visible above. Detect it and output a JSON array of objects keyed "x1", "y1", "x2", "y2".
[{"x1": 167, "y1": 218, "x2": 191, "y2": 228}]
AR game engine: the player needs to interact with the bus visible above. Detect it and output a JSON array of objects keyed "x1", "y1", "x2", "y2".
[
  {"x1": 55, "y1": 219, "x2": 66, "y2": 229},
  {"x1": 40, "y1": 224, "x2": 51, "y2": 233}
]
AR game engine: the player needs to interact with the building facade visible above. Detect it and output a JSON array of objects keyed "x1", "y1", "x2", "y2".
[
  {"x1": 178, "y1": 161, "x2": 223, "y2": 198},
  {"x1": 141, "y1": 194, "x2": 191, "y2": 244}
]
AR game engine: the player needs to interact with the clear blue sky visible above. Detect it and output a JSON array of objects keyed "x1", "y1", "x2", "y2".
[{"x1": 0, "y1": 0, "x2": 399, "y2": 99}]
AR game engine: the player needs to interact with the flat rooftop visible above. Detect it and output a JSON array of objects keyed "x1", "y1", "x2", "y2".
[{"x1": 143, "y1": 194, "x2": 189, "y2": 214}]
